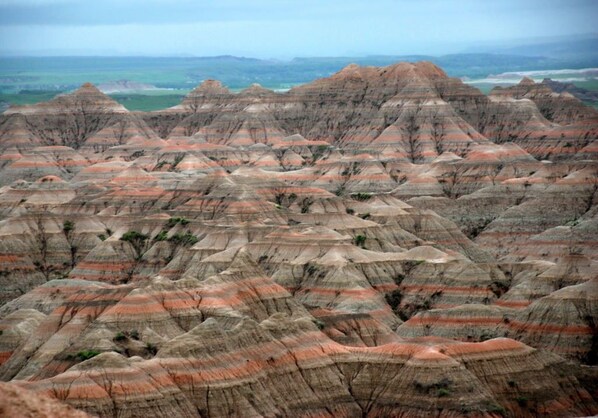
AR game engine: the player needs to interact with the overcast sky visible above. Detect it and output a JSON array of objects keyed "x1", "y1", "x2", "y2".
[{"x1": 0, "y1": 0, "x2": 596, "y2": 58}]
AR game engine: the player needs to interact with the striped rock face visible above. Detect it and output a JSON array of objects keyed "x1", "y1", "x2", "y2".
[{"x1": 0, "y1": 62, "x2": 597, "y2": 417}]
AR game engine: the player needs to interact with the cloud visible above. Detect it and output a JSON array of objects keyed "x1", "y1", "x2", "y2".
[
  {"x1": 0, "y1": 0, "x2": 595, "y2": 27},
  {"x1": 0, "y1": 0, "x2": 595, "y2": 57},
  {"x1": 0, "y1": 0, "x2": 338, "y2": 25}
]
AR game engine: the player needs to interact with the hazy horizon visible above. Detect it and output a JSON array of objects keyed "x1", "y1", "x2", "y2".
[{"x1": 1, "y1": 0, "x2": 597, "y2": 58}]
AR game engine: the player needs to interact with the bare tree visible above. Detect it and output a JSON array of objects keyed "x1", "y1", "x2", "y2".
[
  {"x1": 403, "y1": 108, "x2": 423, "y2": 163},
  {"x1": 185, "y1": 94, "x2": 202, "y2": 113},
  {"x1": 431, "y1": 112, "x2": 445, "y2": 155},
  {"x1": 31, "y1": 211, "x2": 53, "y2": 281},
  {"x1": 114, "y1": 119, "x2": 128, "y2": 145},
  {"x1": 439, "y1": 164, "x2": 468, "y2": 198},
  {"x1": 485, "y1": 163, "x2": 504, "y2": 186},
  {"x1": 29, "y1": 96, "x2": 115, "y2": 149},
  {"x1": 64, "y1": 98, "x2": 112, "y2": 149},
  {"x1": 62, "y1": 220, "x2": 77, "y2": 268}
]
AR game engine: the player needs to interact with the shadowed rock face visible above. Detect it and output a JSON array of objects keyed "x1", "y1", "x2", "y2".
[{"x1": 0, "y1": 62, "x2": 597, "y2": 417}]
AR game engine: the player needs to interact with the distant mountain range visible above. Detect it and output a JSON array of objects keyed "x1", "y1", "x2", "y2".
[
  {"x1": 464, "y1": 33, "x2": 598, "y2": 60},
  {"x1": 1, "y1": 52, "x2": 597, "y2": 93}
]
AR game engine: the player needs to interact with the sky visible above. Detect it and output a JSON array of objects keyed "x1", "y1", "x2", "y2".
[{"x1": 0, "y1": 0, "x2": 597, "y2": 58}]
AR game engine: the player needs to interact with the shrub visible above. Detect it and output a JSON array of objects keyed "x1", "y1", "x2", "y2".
[
  {"x1": 352, "y1": 192, "x2": 372, "y2": 201},
  {"x1": 385, "y1": 290, "x2": 403, "y2": 311},
  {"x1": 516, "y1": 396, "x2": 528, "y2": 407},
  {"x1": 354, "y1": 234, "x2": 367, "y2": 247},
  {"x1": 120, "y1": 231, "x2": 149, "y2": 257},
  {"x1": 168, "y1": 233, "x2": 198, "y2": 246},
  {"x1": 77, "y1": 349, "x2": 100, "y2": 361},
  {"x1": 171, "y1": 154, "x2": 184, "y2": 170},
  {"x1": 114, "y1": 331, "x2": 127, "y2": 342},
  {"x1": 437, "y1": 388, "x2": 451, "y2": 397},
  {"x1": 346, "y1": 208, "x2": 355, "y2": 215},
  {"x1": 359, "y1": 213, "x2": 371, "y2": 220},
  {"x1": 166, "y1": 217, "x2": 190, "y2": 228},
  {"x1": 63, "y1": 220, "x2": 75, "y2": 233},
  {"x1": 153, "y1": 230, "x2": 168, "y2": 242},
  {"x1": 300, "y1": 198, "x2": 313, "y2": 214},
  {"x1": 130, "y1": 330, "x2": 140, "y2": 340},
  {"x1": 120, "y1": 231, "x2": 148, "y2": 243},
  {"x1": 312, "y1": 318, "x2": 325, "y2": 330},
  {"x1": 98, "y1": 234, "x2": 106, "y2": 241},
  {"x1": 486, "y1": 403, "x2": 506, "y2": 415},
  {"x1": 146, "y1": 342, "x2": 158, "y2": 355}
]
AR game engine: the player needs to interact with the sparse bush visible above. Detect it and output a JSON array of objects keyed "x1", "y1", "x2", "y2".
[
  {"x1": 516, "y1": 396, "x2": 528, "y2": 407},
  {"x1": 346, "y1": 208, "x2": 355, "y2": 215},
  {"x1": 121, "y1": 231, "x2": 148, "y2": 243},
  {"x1": 312, "y1": 318, "x2": 325, "y2": 330},
  {"x1": 486, "y1": 403, "x2": 506, "y2": 415},
  {"x1": 120, "y1": 231, "x2": 149, "y2": 258},
  {"x1": 130, "y1": 330, "x2": 140, "y2": 340},
  {"x1": 354, "y1": 234, "x2": 367, "y2": 247},
  {"x1": 153, "y1": 230, "x2": 168, "y2": 242},
  {"x1": 300, "y1": 198, "x2": 313, "y2": 214},
  {"x1": 114, "y1": 331, "x2": 127, "y2": 342},
  {"x1": 352, "y1": 192, "x2": 372, "y2": 201},
  {"x1": 437, "y1": 388, "x2": 451, "y2": 397},
  {"x1": 77, "y1": 349, "x2": 100, "y2": 361},
  {"x1": 63, "y1": 220, "x2": 75, "y2": 234},
  {"x1": 166, "y1": 217, "x2": 190, "y2": 228},
  {"x1": 146, "y1": 342, "x2": 158, "y2": 355},
  {"x1": 98, "y1": 234, "x2": 106, "y2": 241},
  {"x1": 168, "y1": 233, "x2": 198, "y2": 246},
  {"x1": 170, "y1": 154, "x2": 184, "y2": 170},
  {"x1": 385, "y1": 289, "x2": 403, "y2": 311},
  {"x1": 359, "y1": 213, "x2": 370, "y2": 220}
]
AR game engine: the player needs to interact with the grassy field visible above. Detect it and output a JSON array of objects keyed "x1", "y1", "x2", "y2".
[
  {"x1": 0, "y1": 90, "x2": 188, "y2": 111},
  {"x1": 110, "y1": 93, "x2": 186, "y2": 111},
  {"x1": 0, "y1": 90, "x2": 63, "y2": 106}
]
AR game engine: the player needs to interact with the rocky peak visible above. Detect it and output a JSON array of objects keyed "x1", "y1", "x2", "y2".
[
  {"x1": 76, "y1": 82, "x2": 102, "y2": 93},
  {"x1": 190, "y1": 79, "x2": 231, "y2": 96},
  {"x1": 239, "y1": 83, "x2": 275, "y2": 97},
  {"x1": 519, "y1": 76, "x2": 535, "y2": 86}
]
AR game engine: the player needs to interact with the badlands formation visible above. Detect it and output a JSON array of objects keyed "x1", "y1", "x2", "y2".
[{"x1": 0, "y1": 62, "x2": 597, "y2": 417}]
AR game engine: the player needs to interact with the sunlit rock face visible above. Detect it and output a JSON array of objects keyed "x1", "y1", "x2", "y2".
[{"x1": 0, "y1": 62, "x2": 597, "y2": 417}]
